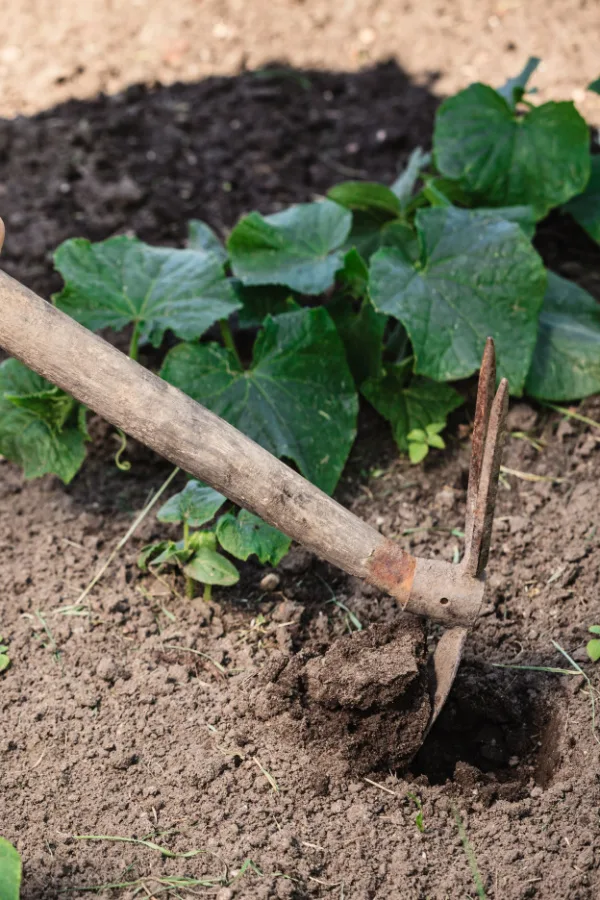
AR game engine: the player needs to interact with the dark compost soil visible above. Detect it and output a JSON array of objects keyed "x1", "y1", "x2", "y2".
[{"x1": 1, "y1": 29, "x2": 600, "y2": 900}]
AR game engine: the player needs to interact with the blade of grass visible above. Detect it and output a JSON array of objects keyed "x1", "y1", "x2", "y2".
[
  {"x1": 542, "y1": 402, "x2": 600, "y2": 431},
  {"x1": 552, "y1": 639, "x2": 599, "y2": 746},
  {"x1": 492, "y1": 640, "x2": 599, "y2": 746},
  {"x1": 500, "y1": 465, "x2": 566, "y2": 484},
  {"x1": 452, "y1": 805, "x2": 486, "y2": 900},
  {"x1": 253, "y1": 757, "x2": 279, "y2": 792},
  {"x1": 74, "y1": 466, "x2": 180, "y2": 607},
  {"x1": 73, "y1": 833, "x2": 206, "y2": 859},
  {"x1": 314, "y1": 572, "x2": 363, "y2": 631}
]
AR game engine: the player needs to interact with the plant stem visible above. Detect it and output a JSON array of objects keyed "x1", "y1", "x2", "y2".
[
  {"x1": 129, "y1": 322, "x2": 141, "y2": 362},
  {"x1": 182, "y1": 519, "x2": 195, "y2": 599},
  {"x1": 203, "y1": 583, "x2": 212, "y2": 603},
  {"x1": 219, "y1": 318, "x2": 242, "y2": 368}
]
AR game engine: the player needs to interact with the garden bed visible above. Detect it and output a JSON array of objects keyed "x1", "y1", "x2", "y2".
[
  {"x1": 2, "y1": 396, "x2": 599, "y2": 898},
  {"x1": 1, "y1": 44, "x2": 599, "y2": 900}
]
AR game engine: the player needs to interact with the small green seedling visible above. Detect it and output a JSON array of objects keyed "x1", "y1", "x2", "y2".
[
  {"x1": 407, "y1": 792, "x2": 425, "y2": 833},
  {"x1": 0, "y1": 636, "x2": 10, "y2": 674},
  {"x1": 139, "y1": 480, "x2": 290, "y2": 600},
  {"x1": 0, "y1": 837, "x2": 22, "y2": 900},
  {"x1": 586, "y1": 626, "x2": 600, "y2": 663},
  {"x1": 407, "y1": 422, "x2": 446, "y2": 464}
]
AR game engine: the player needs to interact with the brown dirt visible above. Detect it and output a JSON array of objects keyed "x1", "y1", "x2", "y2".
[
  {"x1": 1, "y1": 3, "x2": 600, "y2": 899},
  {"x1": 2, "y1": 0, "x2": 600, "y2": 120}
]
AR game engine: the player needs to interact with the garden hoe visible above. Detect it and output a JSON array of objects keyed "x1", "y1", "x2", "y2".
[{"x1": 0, "y1": 218, "x2": 508, "y2": 741}]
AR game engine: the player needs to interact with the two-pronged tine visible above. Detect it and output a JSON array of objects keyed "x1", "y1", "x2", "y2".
[{"x1": 462, "y1": 339, "x2": 509, "y2": 579}]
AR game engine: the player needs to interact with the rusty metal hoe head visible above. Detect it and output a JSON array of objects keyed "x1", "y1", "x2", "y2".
[{"x1": 428, "y1": 337, "x2": 509, "y2": 731}]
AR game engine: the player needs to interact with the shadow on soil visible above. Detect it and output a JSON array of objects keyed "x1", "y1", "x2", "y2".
[
  {"x1": 0, "y1": 59, "x2": 440, "y2": 299},
  {"x1": 411, "y1": 660, "x2": 558, "y2": 793}
]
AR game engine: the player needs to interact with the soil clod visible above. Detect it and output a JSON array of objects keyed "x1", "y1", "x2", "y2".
[{"x1": 249, "y1": 620, "x2": 431, "y2": 776}]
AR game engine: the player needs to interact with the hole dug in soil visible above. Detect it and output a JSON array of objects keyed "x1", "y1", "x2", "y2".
[{"x1": 411, "y1": 660, "x2": 552, "y2": 798}]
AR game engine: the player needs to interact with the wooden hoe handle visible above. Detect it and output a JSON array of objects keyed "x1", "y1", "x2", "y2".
[{"x1": 0, "y1": 268, "x2": 497, "y2": 627}]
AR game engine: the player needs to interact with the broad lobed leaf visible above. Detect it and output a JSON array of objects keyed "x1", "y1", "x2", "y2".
[
  {"x1": 434, "y1": 83, "x2": 590, "y2": 219},
  {"x1": 187, "y1": 219, "x2": 228, "y2": 262},
  {"x1": 0, "y1": 360, "x2": 89, "y2": 483},
  {"x1": 227, "y1": 200, "x2": 352, "y2": 294},
  {"x1": 368, "y1": 207, "x2": 547, "y2": 392},
  {"x1": 526, "y1": 272, "x2": 600, "y2": 401},
  {"x1": 160, "y1": 307, "x2": 358, "y2": 494},
  {"x1": 327, "y1": 182, "x2": 401, "y2": 220},
  {"x1": 54, "y1": 235, "x2": 240, "y2": 347}
]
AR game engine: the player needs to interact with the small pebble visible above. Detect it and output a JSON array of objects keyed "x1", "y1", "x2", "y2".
[
  {"x1": 96, "y1": 657, "x2": 117, "y2": 682},
  {"x1": 216, "y1": 889, "x2": 234, "y2": 900},
  {"x1": 259, "y1": 572, "x2": 280, "y2": 592}
]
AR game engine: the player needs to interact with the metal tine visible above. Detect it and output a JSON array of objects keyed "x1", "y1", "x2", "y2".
[
  {"x1": 463, "y1": 338, "x2": 496, "y2": 557},
  {"x1": 462, "y1": 377, "x2": 509, "y2": 578}
]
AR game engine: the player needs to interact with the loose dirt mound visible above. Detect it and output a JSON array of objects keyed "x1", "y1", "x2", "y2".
[{"x1": 247, "y1": 621, "x2": 431, "y2": 777}]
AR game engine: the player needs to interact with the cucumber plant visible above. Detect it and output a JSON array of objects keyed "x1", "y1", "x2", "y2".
[
  {"x1": 139, "y1": 480, "x2": 290, "y2": 600},
  {"x1": 1, "y1": 57, "x2": 599, "y2": 492}
]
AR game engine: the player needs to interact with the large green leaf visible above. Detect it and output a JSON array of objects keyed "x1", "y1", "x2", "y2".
[
  {"x1": 564, "y1": 155, "x2": 600, "y2": 244},
  {"x1": 217, "y1": 510, "x2": 291, "y2": 565},
  {"x1": 157, "y1": 481, "x2": 226, "y2": 527},
  {"x1": 433, "y1": 83, "x2": 590, "y2": 219},
  {"x1": 368, "y1": 207, "x2": 547, "y2": 393},
  {"x1": 227, "y1": 200, "x2": 352, "y2": 294},
  {"x1": 54, "y1": 236, "x2": 240, "y2": 347},
  {"x1": 184, "y1": 547, "x2": 240, "y2": 586},
  {"x1": 0, "y1": 360, "x2": 88, "y2": 483},
  {"x1": 362, "y1": 362, "x2": 463, "y2": 452},
  {"x1": 0, "y1": 837, "x2": 21, "y2": 900},
  {"x1": 525, "y1": 272, "x2": 600, "y2": 401},
  {"x1": 160, "y1": 308, "x2": 358, "y2": 493}
]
